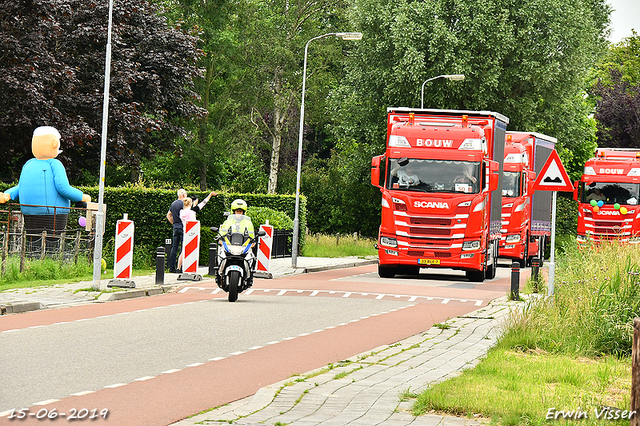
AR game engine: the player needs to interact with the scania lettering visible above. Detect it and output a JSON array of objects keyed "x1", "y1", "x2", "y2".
[
  {"x1": 414, "y1": 201, "x2": 449, "y2": 209},
  {"x1": 499, "y1": 132, "x2": 555, "y2": 267},
  {"x1": 371, "y1": 108, "x2": 508, "y2": 281},
  {"x1": 574, "y1": 148, "x2": 640, "y2": 242}
]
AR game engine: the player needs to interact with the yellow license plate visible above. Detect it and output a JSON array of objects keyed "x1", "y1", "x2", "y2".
[{"x1": 418, "y1": 259, "x2": 440, "y2": 265}]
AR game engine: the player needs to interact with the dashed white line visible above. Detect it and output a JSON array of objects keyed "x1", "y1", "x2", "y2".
[
  {"x1": 134, "y1": 376, "x2": 155, "y2": 382},
  {"x1": 70, "y1": 390, "x2": 95, "y2": 396},
  {"x1": 33, "y1": 399, "x2": 60, "y2": 406},
  {"x1": 161, "y1": 369, "x2": 181, "y2": 375},
  {"x1": 104, "y1": 383, "x2": 126, "y2": 388}
]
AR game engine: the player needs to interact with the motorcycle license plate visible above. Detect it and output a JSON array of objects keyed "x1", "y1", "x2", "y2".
[
  {"x1": 418, "y1": 259, "x2": 440, "y2": 265},
  {"x1": 225, "y1": 265, "x2": 244, "y2": 275}
]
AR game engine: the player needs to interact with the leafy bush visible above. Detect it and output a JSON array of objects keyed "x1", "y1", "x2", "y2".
[{"x1": 247, "y1": 207, "x2": 293, "y2": 230}]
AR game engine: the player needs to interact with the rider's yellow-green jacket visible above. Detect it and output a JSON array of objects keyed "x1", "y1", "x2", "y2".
[{"x1": 219, "y1": 214, "x2": 255, "y2": 237}]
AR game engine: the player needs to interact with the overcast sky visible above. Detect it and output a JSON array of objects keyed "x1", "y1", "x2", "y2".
[{"x1": 608, "y1": 0, "x2": 639, "y2": 44}]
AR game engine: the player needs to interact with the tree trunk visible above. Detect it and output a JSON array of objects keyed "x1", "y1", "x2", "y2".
[{"x1": 198, "y1": 56, "x2": 214, "y2": 191}]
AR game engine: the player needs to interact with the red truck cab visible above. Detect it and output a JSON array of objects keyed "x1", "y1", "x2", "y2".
[
  {"x1": 371, "y1": 108, "x2": 508, "y2": 282},
  {"x1": 575, "y1": 148, "x2": 640, "y2": 242}
]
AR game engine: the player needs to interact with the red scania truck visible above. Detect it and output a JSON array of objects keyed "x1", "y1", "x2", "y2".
[
  {"x1": 574, "y1": 148, "x2": 640, "y2": 242},
  {"x1": 370, "y1": 108, "x2": 508, "y2": 281},
  {"x1": 499, "y1": 132, "x2": 556, "y2": 266}
]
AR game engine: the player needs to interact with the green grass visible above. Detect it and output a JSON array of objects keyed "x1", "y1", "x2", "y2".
[
  {"x1": 301, "y1": 233, "x2": 377, "y2": 258},
  {"x1": 412, "y1": 240, "x2": 638, "y2": 425},
  {"x1": 0, "y1": 256, "x2": 154, "y2": 292},
  {"x1": 413, "y1": 349, "x2": 630, "y2": 425}
]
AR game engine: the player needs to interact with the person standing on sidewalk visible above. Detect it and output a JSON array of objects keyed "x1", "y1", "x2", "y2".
[
  {"x1": 167, "y1": 188, "x2": 187, "y2": 273},
  {"x1": 176, "y1": 191, "x2": 217, "y2": 271}
]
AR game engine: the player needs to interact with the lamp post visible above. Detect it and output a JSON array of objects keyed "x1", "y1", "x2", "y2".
[
  {"x1": 292, "y1": 32, "x2": 363, "y2": 268},
  {"x1": 92, "y1": 0, "x2": 115, "y2": 291},
  {"x1": 420, "y1": 74, "x2": 465, "y2": 109}
]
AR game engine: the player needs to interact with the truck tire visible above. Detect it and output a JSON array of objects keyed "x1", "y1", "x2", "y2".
[
  {"x1": 378, "y1": 265, "x2": 396, "y2": 278},
  {"x1": 399, "y1": 265, "x2": 420, "y2": 276},
  {"x1": 518, "y1": 238, "x2": 528, "y2": 269},
  {"x1": 466, "y1": 270, "x2": 485, "y2": 282},
  {"x1": 485, "y1": 243, "x2": 497, "y2": 280}
]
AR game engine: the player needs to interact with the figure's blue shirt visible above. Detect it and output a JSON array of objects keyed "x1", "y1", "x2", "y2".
[{"x1": 6, "y1": 158, "x2": 83, "y2": 215}]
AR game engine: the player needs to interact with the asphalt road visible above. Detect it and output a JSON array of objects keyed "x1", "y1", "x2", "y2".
[{"x1": 0, "y1": 262, "x2": 513, "y2": 425}]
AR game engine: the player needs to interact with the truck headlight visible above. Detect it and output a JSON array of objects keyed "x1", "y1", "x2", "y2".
[
  {"x1": 576, "y1": 234, "x2": 587, "y2": 243},
  {"x1": 505, "y1": 235, "x2": 521, "y2": 243},
  {"x1": 462, "y1": 240, "x2": 480, "y2": 251},
  {"x1": 380, "y1": 236, "x2": 398, "y2": 248}
]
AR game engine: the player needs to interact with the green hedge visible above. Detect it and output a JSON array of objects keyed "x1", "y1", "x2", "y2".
[{"x1": 0, "y1": 183, "x2": 306, "y2": 268}]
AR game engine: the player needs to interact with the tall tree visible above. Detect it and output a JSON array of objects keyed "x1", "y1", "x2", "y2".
[
  {"x1": 590, "y1": 32, "x2": 640, "y2": 149},
  {"x1": 234, "y1": 0, "x2": 347, "y2": 194},
  {"x1": 0, "y1": 0, "x2": 205, "y2": 182}
]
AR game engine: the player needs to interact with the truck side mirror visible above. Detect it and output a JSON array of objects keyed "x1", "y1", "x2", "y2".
[
  {"x1": 371, "y1": 155, "x2": 382, "y2": 188},
  {"x1": 573, "y1": 181, "x2": 579, "y2": 201},
  {"x1": 528, "y1": 171, "x2": 536, "y2": 193},
  {"x1": 488, "y1": 160, "x2": 499, "y2": 191}
]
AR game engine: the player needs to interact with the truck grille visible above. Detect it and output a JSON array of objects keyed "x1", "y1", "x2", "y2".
[
  {"x1": 410, "y1": 217, "x2": 452, "y2": 226},
  {"x1": 410, "y1": 227, "x2": 451, "y2": 236}
]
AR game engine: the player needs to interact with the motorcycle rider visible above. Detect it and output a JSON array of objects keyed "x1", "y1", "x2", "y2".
[
  {"x1": 219, "y1": 199, "x2": 255, "y2": 237},
  {"x1": 218, "y1": 199, "x2": 256, "y2": 287}
]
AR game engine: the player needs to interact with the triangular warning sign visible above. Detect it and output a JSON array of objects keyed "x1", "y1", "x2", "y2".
[{"x1": 533, "y1": 150, "x2": 574, "y2": 192}]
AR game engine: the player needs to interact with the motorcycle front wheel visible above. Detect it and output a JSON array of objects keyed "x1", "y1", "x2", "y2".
[{"x1": 228, "y1": 270, "x2": 240, "y2": 302}]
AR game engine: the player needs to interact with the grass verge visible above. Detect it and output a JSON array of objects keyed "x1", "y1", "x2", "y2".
[
  {"x1": 301, "y1": 233, "x2": 377, "y2": 258},
  {"x1": 412, "y1": 240, "x2": 638, "y2": 425}
]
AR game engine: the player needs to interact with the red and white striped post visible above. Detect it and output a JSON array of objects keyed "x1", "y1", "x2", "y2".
[
  {"x1": 257, "y1": 223, "x2": 273, "y2": 273},
  {"x1": 114, "y1": 214, "x2": 134, "y2": 280},
  {"x1": 182, "y1": 220, "x2": 200, "y2": 273}
]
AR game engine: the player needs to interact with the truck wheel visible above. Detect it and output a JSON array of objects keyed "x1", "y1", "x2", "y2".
[
  {"x1": 378, "y1": 265, "x2": 396, "y2": 278},
  {"x1": 518, "y1": 239, "x2": 528, "y2": 269},
  {"x1": 400, "y1": 266, "x2": 420, "y2": 276},
  {"x1": 466, "y1": 270, "x2": 485, "y2": 282},
  {"x1": 485, "y1": 246, "x2": 497, "y2": 280}
]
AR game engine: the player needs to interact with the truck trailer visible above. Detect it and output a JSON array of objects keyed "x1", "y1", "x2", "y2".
[
  {"x1": 574, "y1": 148, "x2": 640, "y2": 242},
  {"x1": 499, "y1": 132, "x2": 556, "y2": 266},
  {"x1": 371, "y1": 108, "x2": 508, "y2": 282}
]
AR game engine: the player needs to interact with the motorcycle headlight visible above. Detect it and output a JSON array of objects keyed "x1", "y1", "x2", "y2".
[{"x1": 229, "y1": 245, "x2": 245, "y2": 255}]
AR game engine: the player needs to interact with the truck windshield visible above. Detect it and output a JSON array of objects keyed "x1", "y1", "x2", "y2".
[
  {"x1": 387, "y1": 159, "x2": 480, "y2": 194},
  {"x1": 581, "y1": 182, "x2": 640, "y2": 205},
  {"x1": 502, "y1": 172, "x2": 521, "y2": 198}
]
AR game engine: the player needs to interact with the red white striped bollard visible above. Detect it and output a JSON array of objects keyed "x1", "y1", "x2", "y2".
[
  {"x1": 257, "y1": 223, "x2": 273, "y2": 273},
  {"x1": 182, "y1": 220, "x2": 200, "y2": 273},
  {"x1": 114, "y1": 213, "x2": 134, "y2": 280}
]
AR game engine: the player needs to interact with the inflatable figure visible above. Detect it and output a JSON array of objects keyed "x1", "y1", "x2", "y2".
[{"x1": 0, "y1": 126, "x2": 91, "y2": 237}]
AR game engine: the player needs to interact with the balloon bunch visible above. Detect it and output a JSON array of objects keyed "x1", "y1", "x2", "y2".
[
  {"x1": 613, "y1": 203, "x2": 628, "y2": 215},
  {"x1": 590, "y1": 199, "x2": 604, "y2": 212}
]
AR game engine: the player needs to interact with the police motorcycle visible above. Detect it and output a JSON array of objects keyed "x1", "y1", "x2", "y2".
[{"x1": 210, "y1": 215, "x2": 265, "y2": 302}]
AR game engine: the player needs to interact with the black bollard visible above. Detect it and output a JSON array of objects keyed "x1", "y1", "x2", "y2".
[
  {"x1": 511, "y1": 261, "x2": 520, "y2": 300},
  {"x1": 531, "y1": 257, "x2": 540, "y2": 281},
  {"x1": 156, "y1": 246, "x2": 165, "y2": 285},
  {"x1": 209, "y1": 243, "x2": 217, "y2": 277}
]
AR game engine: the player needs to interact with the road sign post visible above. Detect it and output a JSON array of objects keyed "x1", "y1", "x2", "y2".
[{"x1": 532, "y1": 150, "x2": 574, "y2": 296}]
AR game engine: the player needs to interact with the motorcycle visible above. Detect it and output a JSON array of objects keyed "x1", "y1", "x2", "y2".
[{"x1": 210, "y1": 218, "x2": 265, "y2": 302}]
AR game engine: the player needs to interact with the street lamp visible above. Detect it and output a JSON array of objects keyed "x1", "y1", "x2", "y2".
[
  {"x1": 92, "y1": 0, "x2": 115, "y2": 291},
  {"x1": 292, "y1": 31, "x2": 363, "y2": 268},
  {"x1": 420, "y1": 74, "x2": 465, "y2": 109}
]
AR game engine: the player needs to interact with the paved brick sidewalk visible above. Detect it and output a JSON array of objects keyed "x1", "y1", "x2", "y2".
[{"x1": 172, "y1": 296, "x2": 522, "y2": 426}]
